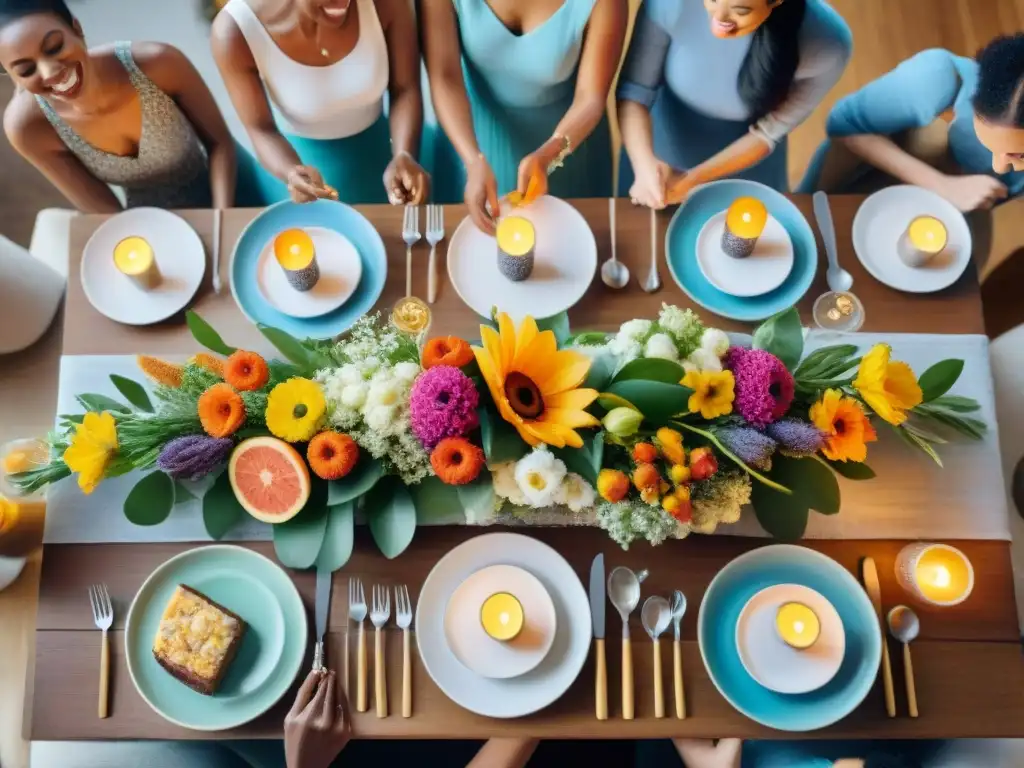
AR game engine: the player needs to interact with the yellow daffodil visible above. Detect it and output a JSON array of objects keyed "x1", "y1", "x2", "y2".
[
  {"x1": 810, "y1": 389, "x2": 877, "y2": 462},
  {"x1": 63, "y1": 411, "x2": 119, "y2": 495},
  {"x1": 473, "y1": 313, "x2": 600, "y2": 448},
  {"x1": 853, "y1": 344, "x2": 923, "y2": 426},
  {"x1": 681, "y1": 369, "x2": 735, "y2": 419},
  {"x1": 265, "y1": 378, "x2": 326, "y2": 442}
]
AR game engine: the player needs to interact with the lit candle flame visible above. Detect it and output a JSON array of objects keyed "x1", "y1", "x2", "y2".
[{"x1": 932, "y1": 565, "x2": 951, "y2": 588}]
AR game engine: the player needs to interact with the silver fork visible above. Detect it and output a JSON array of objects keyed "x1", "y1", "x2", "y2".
[
  {"x1": 348, "y1": 578, "x2": 368, "y2": 713},
  {"x1": 88, "y1": 583, "x2": 113, "y2": 719},
  {"x1": 395, "y1": 585, "x2": 414, "y2": 718},
  {"x1": 371, "y1": 584, "x2": 391, "y2": 718},
  {"x1": 425, "y1": 205, "x2": 445, "y2": 304},
  {"x1": 402, "y1": 205, "x2": 421, "y2": 298}
]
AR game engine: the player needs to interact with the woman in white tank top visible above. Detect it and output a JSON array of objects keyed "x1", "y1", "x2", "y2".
[{"x1": 212, "y1": 0, "x2": 429, "y2": 205}]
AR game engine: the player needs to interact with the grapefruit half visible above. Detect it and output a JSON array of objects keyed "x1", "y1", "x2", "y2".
[{"x1": 228, "y1": 437, "x2": 311, "y2": 523}]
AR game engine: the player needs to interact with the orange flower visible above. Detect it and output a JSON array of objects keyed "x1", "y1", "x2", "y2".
[
  {"x1": 191, "y1": 353, "x2": 225, "y2": 379},
  {"x1": 810, "y1": 389, "x2": 878, "y2": 463},
  {"x1": 224, "y1": 350, "x2": 270, "y2": 392},
  {"x1": 137, "y1": 356, "x2": 183, "y2": 388},
  {"x1": 632, "y1": 463, "x2": 660, "y2": 492},
  {"x1": 430, "y1": 437, "x2": 484, "y2": 485},
  {"x1": 655, "y1": 428, "x2": 686, "y2": 466},
  {"x1": 597, "y1": 469, "x2": 630, "y2": 502},
  {"x1": 422, "y1": 336, "x2": 474, "y2": 369},
  {"x1": 632, "y1": 442, "x2": 658, "y2": 463},
  {"x1": 307, "y1": 431, "x2": 359, "y2": 480},
  {"x1": 198, "y1": 383, "x2": 246, "y2": 438}
]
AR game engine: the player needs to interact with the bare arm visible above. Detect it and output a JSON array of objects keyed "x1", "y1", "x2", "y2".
[
  {"x1": 619, "y1": 99, "x2": 657, "y2": 169},
  {"x1": 466, "y1": 739, "x2": 539, "y2": 768},
  {"x1": 3, "y1": 95, "x2": 122, "y2": 213},
  {"x1": 379, "y1": 0, "x2": 422, "y2": 159},
  {"x1": 133, "y1": 42, "x2": 236, "y2": 208},
  {"x1": 835, "y1": 133, "x2": 947, "y2": 189}
]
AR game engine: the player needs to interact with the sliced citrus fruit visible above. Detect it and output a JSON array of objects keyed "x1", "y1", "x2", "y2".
[{"x1": 228, "y1": 437, "x2": 311, "y2": 523}]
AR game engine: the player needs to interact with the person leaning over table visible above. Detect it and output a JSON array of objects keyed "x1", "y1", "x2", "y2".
[
  {"x1": 642, "y1": 737, "x2": 953, "y2": 768},
  {"x1": 0, "y1": 0, "x2": 236, "y2": 212},
  {"x1": 799, "y1": 34, "x2": 1024, "y2": 212},
  {"x1": 617, "y1": 0, "x2": 851, "y2": 208},
  {"x1": 422, "y1": 0, "x2": 627, "y2": 233},
  {"x1": 212, "y1": 0, "x2": 429, "y2": 206}
]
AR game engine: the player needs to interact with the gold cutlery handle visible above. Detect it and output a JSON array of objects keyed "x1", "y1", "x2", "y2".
[
  {"x1": 673, "y1": 639, "x2": 686, "y2": 719},
  {"x1": 375, "y1": 626, "x2": 387, "y2": 718},
  {"x1": 357, "y1": 622, "x2": 367, "y2": 713},
  {"x1": 427, "y1": 245, "x2": 438, "y2": 304},
  {"x1": 595, "y1": 638, "x2": 607, "y2": 720},
  {"x1": 904, "y1": 643, "x2": 918, "y2": 718},
  {"x1": 622, "y1": 637, "x2": 634, "y2": 720},
  {"x1": 405, "y1": 246, "x2": 413, "y2": 298},
  {"x1": 881, "y1": 639, "x2": 896, "y2": 717},
  {"x1": 653, "y1": 638, "x2": 664, "y2": 719},
  {"x1": 402, "y1": 629, "x2": 412, "y2": 718},
  {"x1": 98, "y1": 630, "x2": 109, "y2": 719},
  {"x1": 343, "y1": 626, "x2": 350, "y2": 696}
]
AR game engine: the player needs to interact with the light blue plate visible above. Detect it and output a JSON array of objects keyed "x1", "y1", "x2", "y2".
[
  {"x1": 125, "y1": 545, "x2": 307, "y2": 731},
  {"x1": 666, "y1": 180, "x2": 818, "y2": 321},
  {"x1": 697, "y1": 544, "x2": 881, "y2": 732},
  {"x1": 231, "y1": 199, "x2": 387, "y2": 339}
]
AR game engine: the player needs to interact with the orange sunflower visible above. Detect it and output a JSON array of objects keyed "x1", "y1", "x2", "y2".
[
  {"x1": 810, "y1": 388, "x2": 878, "y2": 462},
  {"x1": 473, "y1": 313, "x2": 600, "y2": 449}
]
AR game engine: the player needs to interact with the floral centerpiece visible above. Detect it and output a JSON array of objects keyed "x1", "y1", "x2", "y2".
[{"x1": 12, "y1": 306, "x2": 986, "y2": 570}]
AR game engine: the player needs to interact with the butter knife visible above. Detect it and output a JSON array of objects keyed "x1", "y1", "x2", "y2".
[
  {"x1": 589, "y1": 553, "x2": 607, "y2": 720},
  {"x1": 313, "y1": 566, "x2": 332, "y2": 671},
  {"x1": 861, "y1": 557, "x2": 896, "y2": 717}
]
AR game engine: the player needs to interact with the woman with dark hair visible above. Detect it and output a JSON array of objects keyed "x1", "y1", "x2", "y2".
[
  {"x1": 803, "y1": 34, "x2": 1024, "y2": 211},
  {"x1": 617, "y1": 0, "x2": 851, "y2": 206},
  {"x1": 0, "y1": 0, "x2": 236, "y2": 211}
]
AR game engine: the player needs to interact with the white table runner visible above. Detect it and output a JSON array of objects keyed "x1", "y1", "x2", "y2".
[{"x1": 42, "y1": 333, "x2": 1010, "y2": 544}]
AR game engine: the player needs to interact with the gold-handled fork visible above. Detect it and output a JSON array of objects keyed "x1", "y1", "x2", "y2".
[
  {"x1": 348, "y1": 578, "x2": 367, "y2": 712},
  {"x1": 371, "y1": 584, "x2": 391, "y2": 718},
  {"x1": 402, "y1": 205, "x2": 421, "y2": 298},
  {"x1": 425, "y1": 205, "x2": 445, "y2": 304},
  {"x1": 88, "y1": 583, "x2": 113, "y2": 719},
  {"x1": 395, "y1": 585, "x2": 414, "y2": 718}
]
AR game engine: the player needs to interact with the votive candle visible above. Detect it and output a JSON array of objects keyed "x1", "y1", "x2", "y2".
[
  {"x1": 721, "y1": 197, "x2": 768, "y2": 259},
  {"x1": 776, "y1": 601, "x2": 821, "y2": 649},
  {"x1": 391, "y1": 296, "x2": 431, "y2": 336},
  {"x1": 113, "y1": 236, "x2": 161, "y2": 290},
  {"x1": 480, "y1": 592, "x2": 524, "y2": 641},
  {"x1": 895, "y1": 542, "x2": 974, "y2": 606},
  {"x1": 496, "y1": 216, "x2": 536, "y2": 281},
  {"x1": 273, "y1": 229, "x2": 320, "y2": 292},
  {"x1": 898, "y1": 216, "x2": 947, "y2": 268}
]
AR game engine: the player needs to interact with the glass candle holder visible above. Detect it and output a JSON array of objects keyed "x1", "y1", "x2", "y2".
[
  {"x1": 480, "y1": 592, "x2": 524, "y2": 641},
  {"x1": 496, "y1": 216, "x2": 536, "y2": 281},
  {"x1": 895, "y1": 542, "x2": 974, "y2": 606},
  {"x1": 776, "y1": 601, "x2": 821, "y2": 650},
  {"x1": 391, "y1": 296, "x2": 431, "y2": 337},
  {"x1": 813, "y1": 290, "x2": 865, "y2": 332},
  {"x1": 113, "y1": 236, "x2": 161, "y2": 290},
  {"x1": 898, "y1": 216, "x2": 948, "y2": 268},
  {"x1": 274, "y1": 229, "x2": 320, "y2": 292},
  {"x1": 721, "y1": 197, "x2": 768, "y2": 259}
]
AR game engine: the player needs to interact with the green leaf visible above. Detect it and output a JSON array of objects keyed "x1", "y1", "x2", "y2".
[
  {"x1": 752, "y1": 307, "x2": 803, "y2": 370},
  {"x1": 315, "y1": 501, "x2": 355, "y2": 572},
  {"x1": 611, "y1": 358, "x2": 686, "y2": 385},
  {"x1": 930, "y1": 395, "x2": 981, "y2": 413},
  {"x1": 918, "y1": 359, "x2": 964, "y2": 402},
  {"x1": 76, "y1": 393, "x2": 130, "y2": 413},
  {"x1": 553, "y1": 432, "x2": 604, "y2": 486},
  {"x1": 597, "y1": 393, "x2": 636, "y2": 412},
  {"x1": 273, "y1": 478, "x2": 330, "y2": 568},
  {"x1": 186, "y1": 311, "x2": 236, "y2": 356},
  {"x1": 456, "y1": 475, "x2": 496, "y2": 523},
  {"x1": 109, "y1": 375, "x2": 153, "y2": 412},
  {"x1": 235, "y1": 426, "x2": 272, "y2": 440},
  {"x1": 536, "y1": 312, "x2": 571, "y2": 345},
  {"x1": 751, "y1": 492, "x2": 809, "y2": 541},
  {"x1": 583, "y1": 353, "x2": 617, "y2": 392},
  {"x1": 202, "y1": 470, "x2": 246, "y2": 540},
  {"x1": 258, "y1": 324, "x2": 315, "y2": 374},
  {"x1": 173, "y1": 481, "x2": 197, "y2": 504},
  {"x1": 827, "y1": 459, "x2": 876, "y2": 480},
  {"x1": 327, "y1": 457, "x2": 383, "y2": 505},
  {"x1": 794, "y1": 344, "x2": 858, "y2": 380},
  {"x1": 674, "y1": 421, "x2": 790, "y2": 493},
  {"x1": 365, "y1": 479, "x2": 417, "y2": 559},
  {"x1": 750, "y1": 454, "x2": 841, "y2": 540},
  {"x1": 914, "y1": 407, "x2": 986, "y2": 440},
  {"x1": 58, "y1": 413, "x2": 85, "y2": 425},
  {"x1": 479, "y1": 408, "x2": 528, "y2": 464},
  {"x1": 123, "y1": 471, "x2": 174, "y2": 526},
  {"x1": 105, "y1": 455, "x2": 136, "y2": 478},
  {"x1": 567, "y1": 331, "x2": 610, "y2": 346},
  {"x1": 410, "y1": 476, "x2": 463, "y2": 523},
  {"x1": 605, "y1": 380, "x2": 693, "y2": 424}
]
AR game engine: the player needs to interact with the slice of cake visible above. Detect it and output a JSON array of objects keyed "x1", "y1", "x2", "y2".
[{"x1": 152, "y1": 584, "x2": 247, "y2": 695}]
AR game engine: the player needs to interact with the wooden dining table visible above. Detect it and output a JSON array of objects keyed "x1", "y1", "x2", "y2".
[{"x1": 20, "y1": 196, "x2": 1024, "y2": 743}]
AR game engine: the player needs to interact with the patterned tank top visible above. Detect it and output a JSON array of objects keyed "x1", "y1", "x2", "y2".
[{"x1": 35, "y1": 42, "x2": 211, "y2": 209}]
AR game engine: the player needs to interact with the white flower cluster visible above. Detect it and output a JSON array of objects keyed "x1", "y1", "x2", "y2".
[
  {"x1": 601, "y1": 305, "x2": 717, "y2": 369},
  {"x1": 490, "y1": 448, "x2": 595, "y2": 513}
]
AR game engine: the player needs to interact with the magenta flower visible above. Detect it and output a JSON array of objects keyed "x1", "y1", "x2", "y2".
[
  {"x1": 409, "y1": 365, "x2": 480, "y2": 449},
  {"x1": 723, "y1": 346, "x2": 795, "y2": 427}
]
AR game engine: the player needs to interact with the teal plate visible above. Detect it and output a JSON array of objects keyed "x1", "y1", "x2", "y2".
[
  {"x1": 125, "y1": 545, "x2": 307, "y2": 731},
  {"x1": 665, "y1": 179, "x2": 818, "y2": 322}
]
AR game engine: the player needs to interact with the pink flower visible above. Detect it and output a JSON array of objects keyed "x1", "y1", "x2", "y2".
[
  {"x1": 409, "y1": 365, "x2": 479, "y2": 449},
  {"x1": 723, "y1": 346, "x2": 795, "y2": 427}
]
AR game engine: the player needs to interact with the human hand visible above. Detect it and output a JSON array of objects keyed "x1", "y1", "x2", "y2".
[
  {"x1": 464, "y1": 154, "x2": 500, "y2": 235},
  {"x1": 629, "y1": 156, "x2": 672, "y2": 209},
  {"x1": 666, "y1": 169, "x2": 700, "y2": 205},
  {"x1": 286, "y1": 166, "x2": 335, "y2": 204},
  {"x1": 285, "y1": 670, "x2": 351, "y2": 768},
  {"x1": 515, "y1": 149, "x2": 550, "y2": 206},
  {"x1": 383, "y1": 151, "x2": 431, "y2": 205},
  {"x1": 672, "y1": 738, "x2": 742, "y2": 768},
  {"x1": 936, "y1": 174, "x2": 1008, "y2": 212}
]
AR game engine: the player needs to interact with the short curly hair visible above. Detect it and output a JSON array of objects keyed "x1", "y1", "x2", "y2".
[
  {"x1": 974, "y1": 33, "x2": 1024, "y2": 126},
  {"x1": 0, "y1": 0, "x2": 75, "y2": 30}
]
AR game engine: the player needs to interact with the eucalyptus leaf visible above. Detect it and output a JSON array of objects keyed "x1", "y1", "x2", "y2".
[
  {"x1": 794, "y1": 344, "x2": 858, "y2": 380},
  {"x1": 750, "y1": 454, "x2": 841, "y2": 541},
  {"x1": 365, "y1": 479, "x2": 417, "y2": 559},
  {"x1": 918, "y1": 359, "x2": 964, "y2": 402},
  {"x1": 915, "y1": 407, "x2": 986, "y2": 439},
  {"x1": 58, "y1": 413, "x2": 85, "y2": 425},
  {"x1": 606, "y1": 380, "x2": 693, "y2": 424},
  {"x1": 611, "y1": 358, "x2": 686, "y2": 385},
  {"x1": 583, "y1": 353, "x2": 617, "y2": 392},
  {"x1": 315, "y1": 501, "x2": 355, "y2": 572},
  {"x1": 536, "y1": 312, "x2": 571, "y2": 345},
  {"x1": 76, "y1": 393, "x2": 130, "y2": 414},
  {"x1": 457, "y1": 475, "x2": 496, "y2": 524},
  {"x1": 273, "y1": 478, "x2": 330, "y2": 569},
  {"x1": 410, "y1": 476, "x2": 463, "y2": 523},
  {"x1": 900, "y1": 428, "x2": 944, "y2": 467},
  {"x1": 553, "y1": 432, "x2": 604, "y2": 486},
  {"x1": 327, "y1": 457, "x2": 383, "y2": 505},
  {"x1": 929, "y1": 395, "x2": 981, "y2": 413},
  {"x1": 202, "y1": 471, "x2": 246, "y2": 540},
  {"x1": 123, "y1": 471, "x2": 174, "y2": 526},
  {"x1": 109, "y1": 375, "x2": 153, "y2": 412},
  {"x1": 826, "y1": 459, "x2": 876, "y2": 480},
  {"x1": 186, "y1": 310, "x2": 236, "y2": 356},
  {"x1": 173, "y1": 481, "x2": 197, "y2": 504},
  {"x1": 752, "y1": 307, "x2": 804, "y2": 370},
  {"x1": 258, "y1": 325, "x2": 314, "y2": 374},
  {"x1": 479, "y1": 408, "x2": 528, "y2": 464}
]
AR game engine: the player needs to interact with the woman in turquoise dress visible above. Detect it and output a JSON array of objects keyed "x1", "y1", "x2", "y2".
[
  {"x1": 801, "y1": 34, "x2": 1024, "y2": 211},
  {"x1": 422, "y1": 0, "x2": 626, "y2": 233},
  {"x1": 212, "y1": 0, "x2": 429, "y2": 206}
]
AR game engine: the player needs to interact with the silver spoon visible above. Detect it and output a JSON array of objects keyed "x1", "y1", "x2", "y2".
[
  {"x1": 643, "y1": 207, "x2": 662, "y2": 293},
  {"x1": 642, "y1": 596, "x2": 671, "y2": 718},
  {"x1": 813, "y1": 191, "x2": 854, "y2": 293},
  {"x1": 670, "y1": 590, "x2": 687, "y2": 718},
  {"x1": 608, "y1": 567, "x2": 648, "y2": 720},
  {"x1": 887, "y1": 605, "x2": 920, "y2": 718},
  {"x1": 601, "y1": 197, "x2": 629, "y2": 289}
]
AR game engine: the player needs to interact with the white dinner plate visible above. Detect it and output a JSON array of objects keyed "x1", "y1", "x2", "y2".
[
  {"x1": 696, "y1": 211, "x2": 794, "y2": 297},
  {"x1": 444, "y1": 564, "x2": 557, "y2": 680},
  {"x1": 416, "y1": 532, "x2": 590, "y2": 718},
  {"x1": 735, "y1": 584, "x2": 845, "y2": 695},
  {"x1": 446, "y1": 196, "x2": 597, "y2": 324},
  {"x1": 81, "y1": 207, "x2": 206, "y2": 325},
  {"x1": 255, "y1": 227, "x2": 362, "y2": 319},
  {"x1": 852, "y1": 185, "x2": 972, "y2": 293}
]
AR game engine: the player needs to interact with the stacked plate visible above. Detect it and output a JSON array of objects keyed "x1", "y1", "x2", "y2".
[{"x1": 416, "y1": 533, "x2": 591, "y2": 718}]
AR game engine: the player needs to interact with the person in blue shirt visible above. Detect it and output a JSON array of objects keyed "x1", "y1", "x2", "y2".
[{"x1": 801, "y1": 34, "x2": 1024, "y2": 211}]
